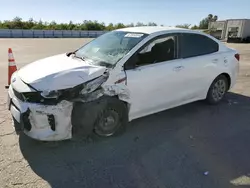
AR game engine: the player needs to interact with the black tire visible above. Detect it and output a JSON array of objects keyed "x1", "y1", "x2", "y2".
[
  {"x1": 94, "y1": 97, "x2": 128, "y2": 137},
  {"x1": 72, "y1": 101, "x2": 99, "y2": 138},
  {"x1": 246, "y1": 37, "x2": 250, "y2": 43},
  {"x1": 206, "y1": 75, "x2": 228, "y2": 105},
  {"x1": 71, "y1": 97, "x2": 128, "y2": 138},
  {"x1": 12, "y1": 116, "x2": 22, "y2": 134}
]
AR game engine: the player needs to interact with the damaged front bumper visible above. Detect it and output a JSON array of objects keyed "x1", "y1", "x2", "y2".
[
  {"x1": 8, "y1": 85, "x2": 73, "y2": 141},
  {"x1": 7, "y1": 70, "x2": 130, "y2": 141}
]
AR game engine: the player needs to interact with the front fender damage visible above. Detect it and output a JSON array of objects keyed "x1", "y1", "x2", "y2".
[
  {"x1": 26, "y1": 71, "x2": 130, "y2": 141},
  {"x1": 70, "y1": 72, "x2": 130, "y2": 137},
  {"x1": 74, "y1": 72, "x2": 130, "y2": 103}
]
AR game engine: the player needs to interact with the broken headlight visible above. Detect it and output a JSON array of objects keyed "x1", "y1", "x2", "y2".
[
  {"x1": 41, "y1": 90, "x2": 62, "y2": 99},
  {"x1": 80, "y1": 75, "x2": 108, "y2": 95},
  {"x1": 40, "y1": 85, "x2": 83, "y2": 100},
  {"x1": 40, "y1": 75, "x2": 108, "y2": 101}
]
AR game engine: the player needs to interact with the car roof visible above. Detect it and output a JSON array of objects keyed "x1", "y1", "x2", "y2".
[
  {"x1": 116, "y1": 26, "x2": 189, "y2": 34},
  {"x1": 115, "y1": 26, "x2": 222, "y2": 45}
]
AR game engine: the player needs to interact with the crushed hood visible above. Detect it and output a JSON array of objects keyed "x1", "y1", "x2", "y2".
[{"x1": 17, "y1": 53, "x2": 107, "y2": 91}]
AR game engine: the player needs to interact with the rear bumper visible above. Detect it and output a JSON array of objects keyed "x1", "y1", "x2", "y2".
[
  {"x1": 8, "y1": 85, "x2": 73, "y2": 141},
  {"x1": 229, "y1": 59, "x2": 239, "y2": 90}
]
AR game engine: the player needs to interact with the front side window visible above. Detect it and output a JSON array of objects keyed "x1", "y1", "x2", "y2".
[
  {"x1": 75, "y1": 31, "x2": 148, "y2": 68},
  {"x1": 134, "y1": 35, "x2": 177, "y2": 67},
  {"x1": 180, "y1": 33, "x2": 219, "y2": 58}
]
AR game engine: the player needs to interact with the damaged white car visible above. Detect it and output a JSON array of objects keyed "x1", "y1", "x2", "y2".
[{"x1": 8, "y1": 27, "x2": 239, "y2": 141}]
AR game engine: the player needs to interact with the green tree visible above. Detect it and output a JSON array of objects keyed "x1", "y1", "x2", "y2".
[
  {"x1": 0, "y1": 17, "x2": 180, "y2": 31},
  {"x1": 4, "y1": 20, "x2": 15, "y2": 29},
  {"x1": 199, "y1": 14, "x2": 218, "y2": 29},
  {"x1": 106, "y1": 23, "x2": 114, "y2": 31},
  {"x1": 147, "y1": 22, "x2": 157, "y2": 26},
  {"x1": 57, "y1": 23, "x2": 68, "y2": 30},
  {"x1": 175, "y1": 23, "x2": 191, "y2": 29},
  {"x1": 31, "y1": 20, "x2": 44, "y2": 29},
  {"x1": 114, "y1": 23, "x2": 125, "y2": 29},
  {"x1": 73, "y1": 23, "x2": 81, "y2": 30},
  {"x1": 126, "y1": 23, "x2": 134, "y2": 27},
  {"x1": 46, "y1": 21, "x2": 57, "y2": 30},
  {"x1": 12, "y1": 17, "x2": 24, "y2": 29},
  {"x1": 81, "y1": 20, "x2": 105, "y2": 30},
  {"x1": 68, "y1": 21, "x2": 75, "y2": 30},
  {"x1": 25, "y1": 18, "x2": 35, "y2": 29},
  {"x1": 191, "y1": 25, "x2": 199, "y2": 30},
  {"x1": 0, "y1": 20, "x2": 8, "y2": 29},
  {"x1": 136, "y1": 22, "x2": 145, "y2": 27}
]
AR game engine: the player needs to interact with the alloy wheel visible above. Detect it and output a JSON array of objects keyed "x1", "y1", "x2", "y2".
[{"x1": 212, "y1": 79, "x2": 226, "y2": 102}]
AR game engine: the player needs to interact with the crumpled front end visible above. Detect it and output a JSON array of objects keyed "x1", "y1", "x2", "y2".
[
  {"x1": 8, "y1": 83, "x2": 73, "y2": 141},
  {"x1": 8, "y1": 69, "x2": 130, "y2": 141},
  {"x1": 24, "y1": 101, "x2": 73, "y2": 141}
]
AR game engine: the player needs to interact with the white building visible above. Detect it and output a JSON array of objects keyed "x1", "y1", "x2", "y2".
[
  {"x1": 209, "y1": 20, "x2": 228, "y2": 39},
  {"x1": 209, "y1": 19, "x2": 250, "y2": 41}
]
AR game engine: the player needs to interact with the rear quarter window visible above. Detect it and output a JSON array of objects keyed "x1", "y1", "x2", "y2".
[{"x1": 180, "y1": 33, "x2": 219, "y2": 58}]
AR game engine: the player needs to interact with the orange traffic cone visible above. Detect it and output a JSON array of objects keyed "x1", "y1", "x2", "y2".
[{"x1": 5, "y1": 48, "x2": 17, "y2": 88}]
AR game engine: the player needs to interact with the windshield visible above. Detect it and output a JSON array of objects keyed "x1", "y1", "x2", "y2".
[{"x1": 75, "y1": 31, "x2": 148, "y2": 67}]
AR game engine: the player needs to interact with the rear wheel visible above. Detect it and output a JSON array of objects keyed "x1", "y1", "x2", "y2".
[{"x1": 206, "y1": 75, "x2": 228, "y2": 104}]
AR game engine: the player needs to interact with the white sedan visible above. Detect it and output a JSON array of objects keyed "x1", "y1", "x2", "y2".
[{"x1": 8, "y1": 26, "x2": 239, "y2": 141}]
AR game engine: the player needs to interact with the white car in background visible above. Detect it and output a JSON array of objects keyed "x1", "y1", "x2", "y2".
[{"x1": 8, "y1": 26, "x2": 239, "y2": 141}]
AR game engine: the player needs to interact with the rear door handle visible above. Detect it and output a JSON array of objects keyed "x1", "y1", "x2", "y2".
[
  {"x1": 173, "y1": 66, "x2": 184, "y2": 72},
  {"x1": 212, "y1": 59, "x2": 218, "y2": 63}
]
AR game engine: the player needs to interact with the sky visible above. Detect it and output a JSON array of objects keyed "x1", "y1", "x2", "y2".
[{"x1": 1, "y1": 0, "x2": 250, "y2": 26}]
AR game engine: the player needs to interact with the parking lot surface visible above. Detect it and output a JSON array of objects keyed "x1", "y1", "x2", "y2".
[{"x1": 0, "y1": 39, "x2": 250, "y2": 188}]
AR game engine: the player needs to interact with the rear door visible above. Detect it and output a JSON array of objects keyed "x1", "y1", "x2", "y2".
[{"x1": 178, "y1": 33, "x2": 221, "y2": 100}]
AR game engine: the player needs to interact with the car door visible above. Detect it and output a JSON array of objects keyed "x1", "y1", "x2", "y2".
[
  {"x1": 177, "y1": 33, "x2": 221, "y2": 101},
  {"x1": 124, "y1": 34, "x2": 185, "y2": 120}
]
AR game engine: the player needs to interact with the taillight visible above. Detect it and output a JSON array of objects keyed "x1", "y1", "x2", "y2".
[{"x1": 235, "y1": 53, "x2": 240, "y2": 61}]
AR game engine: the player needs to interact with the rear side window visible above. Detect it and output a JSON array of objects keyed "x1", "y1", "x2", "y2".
[{"x1": 180, "y1": 33, "x2": 219, "y2": 58}]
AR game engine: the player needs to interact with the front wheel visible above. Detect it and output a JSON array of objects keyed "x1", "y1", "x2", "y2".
[
  {"x1": 94, "y1": 97, "x2": 128, "y2": 137},
  {"x1": 206, "y1": 75, "x2": 228, "y2": 104}
]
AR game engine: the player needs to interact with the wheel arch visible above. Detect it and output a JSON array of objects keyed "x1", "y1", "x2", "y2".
[
  {"x1": 113, "y1": 95, "x2": 131, "y2": 114},
  {"x1": 205, "y1": 72, "x2": 232, "y2": 97},
  {"x1": 219, "y1": 73, "x2": 231, "y2": 90},
  {"x1": 71, "y1": 95, "x2": 130, "y2": 137},
  {"x1": 205, "y1": 73, "x2": 231, "y2": 104}
]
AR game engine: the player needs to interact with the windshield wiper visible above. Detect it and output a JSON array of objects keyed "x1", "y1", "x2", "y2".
[
  {"x1": 97, "y1": 61, "x2": 113, "y2": 68},
  {"x1": 66, "y1": 51, "x2": 75, "y2": 57},
  {"x1": 74, "y1": 55, "x2": 85, "y2": 61},
  {"x1": 66, "y1": 51, "x2": 86, "y2": 61},
  {"x1": 68, "y1": 52, "x2": 87, "y2": 62}
]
